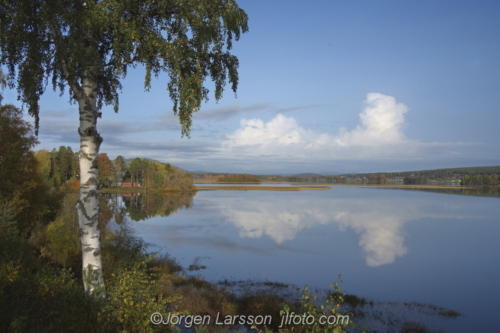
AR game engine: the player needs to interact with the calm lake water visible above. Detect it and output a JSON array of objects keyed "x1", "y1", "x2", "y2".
[{"x1": 118, "y1": 186, "x2": 500, "y2": 332}]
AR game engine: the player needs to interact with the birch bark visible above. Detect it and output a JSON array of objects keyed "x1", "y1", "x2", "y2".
[{"x1": 76, "y1": 75, "x2": 105, "y2": 295}]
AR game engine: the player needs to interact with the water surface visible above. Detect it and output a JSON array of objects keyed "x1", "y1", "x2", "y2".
[{"x1": 121, "y1": 187, "x2": 500, "y2": 332}]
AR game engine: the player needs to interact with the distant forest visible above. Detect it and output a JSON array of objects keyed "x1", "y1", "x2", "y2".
[
  {"x1": 216, "y1": 173, "x2": 261, "y2": 183},
  {"x1": 193, "y1": 166, "x2": 500, "y2": 186}
]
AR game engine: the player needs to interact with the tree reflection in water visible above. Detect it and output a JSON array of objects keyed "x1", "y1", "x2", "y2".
[{"x1": 102, "y1": 192, "x2": 195, "y2": 224}]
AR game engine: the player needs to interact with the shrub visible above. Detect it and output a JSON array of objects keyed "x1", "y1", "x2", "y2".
[
  {"x1": 267, "y1": 280, "x2": 353, "y2": 333},
  {"x1": 100, "y1": 259, "x2": 177, "y2": 333},
  {"x1": 41, "y1": 217, "x2": 80, "y2": 268}
]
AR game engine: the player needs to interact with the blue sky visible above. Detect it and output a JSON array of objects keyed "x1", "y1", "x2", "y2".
[{"x1": 3, "y1": 0, "x2": 500, "y2": 174}]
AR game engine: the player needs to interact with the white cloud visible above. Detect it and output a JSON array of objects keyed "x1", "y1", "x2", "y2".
[
  {"x1": 333, "y1": 92, "x2": 409, "y2": 147},
  {"x1": 222, "y1": 93, "x2": 474, "y2": 161},
  {"x1": 225, "y1": 114, "x2": 304, "y2": 147}
]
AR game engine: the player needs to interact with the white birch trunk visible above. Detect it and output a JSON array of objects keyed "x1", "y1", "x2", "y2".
[{"x1": 76, "y1": 75, "x2": 105, "y2": 296}]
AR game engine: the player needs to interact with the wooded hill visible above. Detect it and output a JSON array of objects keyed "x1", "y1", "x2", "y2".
[
  {"x1": 354, "y1": 166, "x2": 500, "y2": 178},
  {"x1": 192, "y1": 166, "x2": 500, "y2": 186},
  {"x1": 331, "y1": 166, "x2": 500, "y2": 185}
]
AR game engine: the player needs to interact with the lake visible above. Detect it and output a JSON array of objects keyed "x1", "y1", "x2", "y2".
[{"x1": 116, "y1": 186, "x2": 500, "y2": 332}]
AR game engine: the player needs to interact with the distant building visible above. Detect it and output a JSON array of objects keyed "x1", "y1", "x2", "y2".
[{"x1": 122, "y1": 183, "x2": 140, "y2": 187}]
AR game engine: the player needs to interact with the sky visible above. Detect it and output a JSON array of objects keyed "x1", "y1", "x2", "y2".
[{"x1": 2, "y1": 0, "x2": 500, "y2": 174}]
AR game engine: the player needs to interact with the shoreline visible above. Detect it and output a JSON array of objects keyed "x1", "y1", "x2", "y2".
[
  {"x1": 196, "y1": 185, "x2": 331, "y2": 191},
  {"x1": 97, "y1": 184, "x2": 497, "y2": 193}
]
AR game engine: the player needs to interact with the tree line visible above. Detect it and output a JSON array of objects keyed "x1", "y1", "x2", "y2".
[
  {"x1": 34, "y1": 148, "x2": 194, "y2": 191},
  {"x1": 216, "y1": 173, "x2": 261, "y2": 183},
  {"x1": 123, "y1": 157, "x2": 194, "y2": 191},
  {"x1": 460, "y1": 174, "x2": 500, "y2": 186}
]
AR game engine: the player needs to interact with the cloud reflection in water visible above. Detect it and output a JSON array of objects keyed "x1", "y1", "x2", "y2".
[{"x1": 215, "y1": 196, "x2": 469, "y2": 267}]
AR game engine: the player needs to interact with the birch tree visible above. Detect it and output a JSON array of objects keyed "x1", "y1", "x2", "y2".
[{"x1": 0, "y1": 0, "x2": 248, "y2": 295}]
